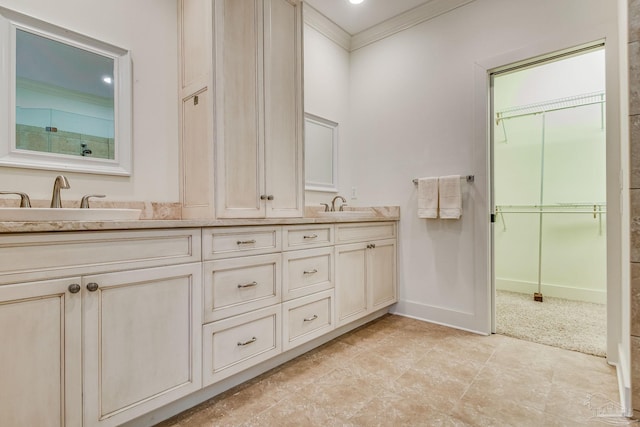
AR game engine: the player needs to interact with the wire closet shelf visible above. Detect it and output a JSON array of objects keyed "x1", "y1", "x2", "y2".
[{"x1": 495, "y1": 91, "x2": 605, "y2": 124}]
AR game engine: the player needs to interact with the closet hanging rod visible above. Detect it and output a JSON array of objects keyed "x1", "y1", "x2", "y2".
[
  {"x1": 412, "y1": 175, "x2": 474, "y2": 185},
  {"x1": 495, "y1": 210, "x2": 607, "y2": 214},
  {"x1": 496, "y1": 203, "x2": 606, "y2": 209}
]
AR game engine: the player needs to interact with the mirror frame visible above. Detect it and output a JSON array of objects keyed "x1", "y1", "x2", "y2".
[
  {"x1": 304, "y1": 112, "x2": 338, "y2": 192},
  {"x1": 0, "y1": 7, "x2": 132, "y2": 176}
]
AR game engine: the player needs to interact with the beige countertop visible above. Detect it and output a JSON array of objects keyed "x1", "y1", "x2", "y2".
[{"x1": 0, "y1": 206, "x2": 399, "y2": 233}]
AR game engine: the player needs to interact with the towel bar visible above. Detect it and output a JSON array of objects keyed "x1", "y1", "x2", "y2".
[{"x1": 412, "y1": 175, "x2": 474, "y2": 185}]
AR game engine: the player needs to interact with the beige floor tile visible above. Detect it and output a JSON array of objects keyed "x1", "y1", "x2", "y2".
[
  {"x1": 157, "y1": 315, "x2": 622, "y2": 427},
  {"x1": 452, "y1": 400, "x2": 547, "y2": 427},
  {"x1": 459, "y1": 364, "x2": 553, "y2": 412},
  {"x1": 347, "y1": 394, "x2": 470, "y2": 427}
]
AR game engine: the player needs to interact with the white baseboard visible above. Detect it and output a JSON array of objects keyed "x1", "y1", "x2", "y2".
[{"x1": 496, "y1": 278, "x2": 606, "y2": 304}]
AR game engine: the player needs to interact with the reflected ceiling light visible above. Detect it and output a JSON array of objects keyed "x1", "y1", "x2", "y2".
[
  {"x1": 102, "y1": 76, "x2": 113, "y2": 84},
  {"x1": 349, "y1": 0, "x2": 364, "y2": 4}
]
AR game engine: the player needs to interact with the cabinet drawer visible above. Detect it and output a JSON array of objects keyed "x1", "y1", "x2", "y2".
[
  {"x1": 0, "y1": 229, "x2": 201, "y2": 285},
  {"x1": 202, "y1": 305, "x2": 280, "y2": 385},
  {"x1": 203, "y1": 226, "x2": 281, "y2": 260},
  {"x1": 203, "y1": 254, "x2": 281, "y2": 322},
  {"x1": 282, "y1": 290, "x2": 334, "y2": 351},
  {"x1": 282, "y1": 225, "x2": 333, "y2": 250},
  {"x1": 335, "y1": 222, "x2": 396, "y2": 244},
  {"x1": 282, "y1": 247, "x2": 333, "y2": 301}
]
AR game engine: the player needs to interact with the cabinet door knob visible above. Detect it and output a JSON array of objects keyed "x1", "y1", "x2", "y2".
[
  {"x1": 68, "y1": 283, "x2": 81, "y2": 293},
  {"x1": 267, "y1": 195, "x2": 274, "y2": 200},
  {"x1": 86, "y1": 282, "x2": 99, "y2": 292},
  {"x1": 260, "y1": 195, "x2": 267, "y2": 200}
]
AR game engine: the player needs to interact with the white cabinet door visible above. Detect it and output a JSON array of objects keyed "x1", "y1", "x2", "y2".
[
  {"x1": 335, "y1": 242, "x2": 367, "y2": 327},
  {"x1": 82, "y1": 264, "x2": 202, "y2": 427},
  {"x1": 0, "y1": 278, "x2": 82, "y2": 427},
  {"x1": 368, "y1": 239, "x2": 397, "y2": 311},
  {"x1": 214, "y1": 0, "x2": 265, "y2": 218},
  {"x1": 335, "y1": 237, "x2": 398, "y2": 328},
  {"x1": 264, "y1": 0, "x2": 303, "y2": 218},
  {"x1": 213, "y1": 0, "x2": 303, "y2": 219}
]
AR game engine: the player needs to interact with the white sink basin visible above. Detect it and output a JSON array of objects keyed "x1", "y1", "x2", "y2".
[
  {"x1": 316, "y1": 210, "x2": 377, "y2": 218},
  {"x1": 0, "y1": 208, "x2": 141, "y2": 222}
]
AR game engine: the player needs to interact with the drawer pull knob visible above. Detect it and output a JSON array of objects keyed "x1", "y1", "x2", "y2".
[
  {"x1": 304, "y1": 314, "x2": 318, "y2": 322},
  {"x1": 237, "y1": 281, "x2": 258, "y2": 289},
  {"x1": 237, "y1": 337, "x2": 257, "y2": 346},
  {"x1": 68, "y1": 283, "x2": 81, "y2": 294},
  {"x1": 86, "y1": 282, "x2": 99, "y2": 292},
  {"x1": 237, "y1": 239, "x2": 257, "y2": 245},
  {"x1": 303, "y1": 269, "x2": 318, "y2": 275},
  {"x1": 303, "y1": 234, "x2": 318, "y2": 239}
]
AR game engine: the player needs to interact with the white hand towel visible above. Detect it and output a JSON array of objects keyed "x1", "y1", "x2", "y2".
[
  {"x1": 439, "y1": 175, "x2": 462, "y2": 219},
  {"x1": 417, "y1": 177, "x2": 438, "y2": 219}
]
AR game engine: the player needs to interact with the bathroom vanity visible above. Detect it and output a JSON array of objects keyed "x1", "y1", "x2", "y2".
[{"x1": 0, "y1": 209, "x2": 398, "y2": 427}]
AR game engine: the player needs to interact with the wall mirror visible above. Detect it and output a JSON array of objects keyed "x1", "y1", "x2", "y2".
[
  {"x1": 304, "y1": 113, "x2": 338, "y2": 192},
  {"x1": 0, "y1": 7, "x2": 132, "y2": 176}
]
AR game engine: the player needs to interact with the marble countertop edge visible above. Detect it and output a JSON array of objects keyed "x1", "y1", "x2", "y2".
[{"x1": 0, "y1": 206, "x2": 400, "y2": 233}]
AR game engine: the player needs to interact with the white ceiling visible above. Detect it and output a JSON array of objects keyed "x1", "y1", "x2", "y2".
[{"x1": 304, "y1": 0, "x2": 431, "y2": 35}]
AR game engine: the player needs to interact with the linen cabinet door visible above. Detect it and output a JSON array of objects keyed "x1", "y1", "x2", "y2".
[
  {"x1": 335, "y1": 242, "x2": 368, "y2": 327},
  {"x1": 264, "y1": 0, "x2": 303, "y2": 218},
  {"x1": 368, "y1": 239, "x2": 397, "y2": 311},
  {"x1": 82, "y1": 264, "x2": 202, "y2": 427},
  {"x1": 0, "y1": 278, "x2": 82, "y2": 427},
  {"x1": 214, "y1": 0, "x2": 265, "y2": 218}
]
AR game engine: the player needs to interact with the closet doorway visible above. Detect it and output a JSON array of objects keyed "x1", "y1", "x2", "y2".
[{"x1": 491, "y1": 46, "x2": 607, "y2": 357}]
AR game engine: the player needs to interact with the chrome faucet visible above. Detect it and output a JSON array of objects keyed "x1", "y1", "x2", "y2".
[
  {"x1": 331, "y1": 195, "x2": 347, "y2": 212},
  {"x1": 50, "y1": 175, "x2": 70, "y2": 208}
]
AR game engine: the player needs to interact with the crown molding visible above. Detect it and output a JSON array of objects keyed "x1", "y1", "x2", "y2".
[
  {"x1": 350, "y1": 0, "x2": 476, "y2": 51},
  {"x1": 303, "y1": 3, "x2": 351, "y2": 51}
]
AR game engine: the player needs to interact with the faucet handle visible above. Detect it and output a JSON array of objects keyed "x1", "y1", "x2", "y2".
[
  {"x1": 0, "y1": 191, "x2": 31, "y2": 208},
  {"x1": 339, "y1": 203, "x2": 347, "y2": 212},
  {"x1": 320, "y1": 203, "x2": 330, "y2": 212},
  {"x1": 80, "y1": 194, "x2": 106, "y2": 209}
]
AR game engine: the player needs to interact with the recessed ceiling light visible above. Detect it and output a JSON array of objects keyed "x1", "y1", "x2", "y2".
[
  {"x1": 102, "y1": 76, "x2": 113, "y2": 84},
  {"x1": 349, "y1": 0, "x2": 365, "y2": 4}
]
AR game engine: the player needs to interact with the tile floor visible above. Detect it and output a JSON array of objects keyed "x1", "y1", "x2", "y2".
[{"x1": 156, "y1": 315, "x2": 630, "y2": 426}]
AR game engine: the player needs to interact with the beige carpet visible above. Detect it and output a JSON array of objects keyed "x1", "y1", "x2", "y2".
[{"x1": 496, "y1": 290, "x2": 606, "y2": 357}]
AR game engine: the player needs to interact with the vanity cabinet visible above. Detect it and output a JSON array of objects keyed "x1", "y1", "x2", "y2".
[
  {"x1": 334, "y1": 223, "x2": 397, "y2": 327},
  {"x1": 202, "y1": 226, "x2": 283, "y2": 385},
  {"x1": 178, "y1": 0, "x2": 304, "y2": 219},
  {"x1": 0, "y1": 229, "x2": 202, "y2": 427},
  {"x1": 0, "y1": 277, "x2": 82, "y2": 427},
  {"x1": 0, "y1": 219, "x2": 396, "y2": 426},
  {"x1": 82, "y1": 264, "x2": 202, "y2": 427},
  {"x1": 281, "y1": 224, "x2": 335, "y2": 350}
]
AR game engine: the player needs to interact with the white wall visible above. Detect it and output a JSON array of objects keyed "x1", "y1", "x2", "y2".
[
  {"x1": 0, "y1": 0, "x2": 178, "y2": 202},
  {"x1": 302, "y1": 24, "x2": 351, "y2": 207},
  {"x1": 347, "y1": 0, "x2": 619, "y2": 333}
]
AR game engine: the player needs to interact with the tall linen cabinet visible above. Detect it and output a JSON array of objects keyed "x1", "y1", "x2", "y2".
[{"x1": 179, "y1": 0, "x2": 304, "y2": 219}]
